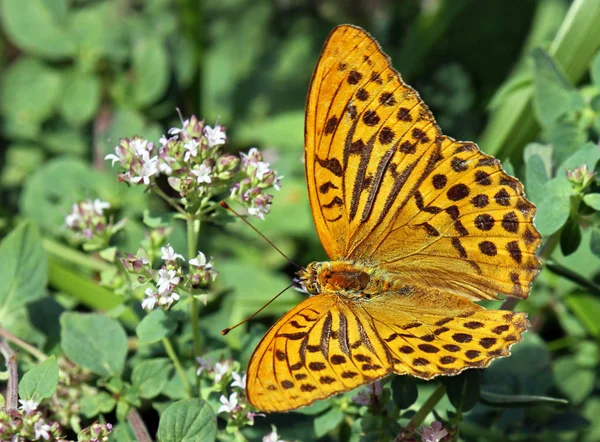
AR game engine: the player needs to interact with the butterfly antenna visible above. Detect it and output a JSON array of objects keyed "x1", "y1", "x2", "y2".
[
  {"x1": 221, "y1": 281, "x2": 296, "y2": 335},
  {"x1": 220, "y1": 201, "x2": 302, "y2": 269}
]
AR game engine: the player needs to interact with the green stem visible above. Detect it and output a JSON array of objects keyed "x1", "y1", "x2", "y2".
[
  {"x1": 0, "y1": 328, "x2": 47, "y2": 362},
  {"x1": 546, "y1": 259, "x2": 600, "y2": 296},
  {"x1": 407, "y1": 384, "x2": 447, "y2": 430},
  {"x1": 153, "y1": 186, "x2": 188, "y2": 217},
  {"x1": 43, "y1": 239, "x2": 112, "y2": 272},
  {"x1": 187, "y1": 217, "x2": 202, "y2": 375},
  {"x1": 162, "y1": 338, "x2": 192, "y2": 398}
]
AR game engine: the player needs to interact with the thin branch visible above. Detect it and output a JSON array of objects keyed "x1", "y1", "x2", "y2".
[
  {"x1": 127, "y1": 408, "x2": 152, "y2": 442},
  {"x1": 0, "y1": 340, "x2": 19, "y2": 410},
  {"x1": 0, "y1": 327, "x2": 47, "y2": 362}
]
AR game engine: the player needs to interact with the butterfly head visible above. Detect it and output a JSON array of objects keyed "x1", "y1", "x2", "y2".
[{"x1": 297, "y1": 261, "x2": 322, "y2": 295}]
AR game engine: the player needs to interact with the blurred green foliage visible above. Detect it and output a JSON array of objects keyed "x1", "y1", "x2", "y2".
[{"x1": 2, "y1": 0, "x2": 600, "y2": 441}]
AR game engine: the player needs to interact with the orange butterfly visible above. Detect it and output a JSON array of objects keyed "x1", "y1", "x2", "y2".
[{"x1": 246, "y1": 25, "x2": 541, "y2": 412}]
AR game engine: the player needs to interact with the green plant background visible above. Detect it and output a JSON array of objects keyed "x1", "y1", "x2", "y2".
[{"x1": 2, "y1": 0, "x2": 600, "y2": 441}]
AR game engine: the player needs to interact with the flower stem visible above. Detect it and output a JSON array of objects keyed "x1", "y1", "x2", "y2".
[
  {"x1": 406, "y1": 384, "x2": 447, "y2": 431},
  {"x1": 153, "y1": 185, "x2": 188, "y2": 217},
  {"x1": 162, "y1": 338, "x2": 192, "y2": 398},
  {"x1": 187, "y1": 216, "x2": 203, "y2": 380},
  {"x1": 43, "y1": 238, "x2": 112, "y2": 272}
]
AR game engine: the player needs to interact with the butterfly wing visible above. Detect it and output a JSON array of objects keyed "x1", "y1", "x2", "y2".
[
  {"x1": 304, "y1": 25, "x2": 541, "y2": 301},
  {"x1": 246, "y1": 294, "x2": 391, "y2": 412},
  {"x1": 246, "y1": 286, "x2": 528, "y2": 412}
]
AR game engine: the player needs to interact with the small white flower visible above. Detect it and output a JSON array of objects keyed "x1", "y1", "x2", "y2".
[
  {"x1": 92, "y1": 199, "x2": 110, "y2": 215},
  {"x1": 248, "y1": 204, "x2": 269, "y2": 220},
  {"x1": 204, "y1": 124, "x2": 226, "y2": 147},
  {"x1": 213, "y1": 361, "x2": 231, "y2": 382},
  {"x1": 231, "y1": 372, "x2": 246, "y2": 389},
  {"x1": 168, "y1": 119, "x2": 189, "y2": 135},
  {"x1": 130, "y1": 138, "x2": 149, "y2": 157},
  {"x1": 105, "y1": 153, "x2": 123, "y2": 166},
  {"x1": 141, "y1": 288, "x2": 158, "y2": 310},
  {"x1": 130, "y1": 155, "x2": 159, "y2": 184},
  {"x1": 161, "y1": 244, "x2": 184, "y2": 262},
  {"x1": 217, "y1": 392, "x2": 238, "y2": 414},
  {"x1": 33, "y1": 419, "x2": 52, "y2": 440},
  {"x1": 255, "y1": 161, "x2": 271, "y2": 180},
  {"x1": 189, "y1": 252, "x2": 212, "y2": 269},
  {"x1": 18, "y1": 398, "x2": 39, "y2": 414},
  {"x1": 246, "y1": 411, "x2": 265, "y2": 425},
  {"x1": 183, "y1": 139, "x2": 200, "y2": 162},
  {"x1": 273, "y1": 175, "x2": 283, "y2": 191},
  {"x1": 160, "y1": 291, "x2": 180, "y2": 307},
  {"x1": 157, "y1": 269, "x2": 180, "y2": 293},
  {"x1": 159, "y1": 134, "x2": 169, "y2": 145},
  {"x1": 65, "y1": 205, "x2": 82, "y2": 228},
  {"x1": 421, "y1": 421, "x2": 448, "y2": 442},
  {"x1": 263, "y1": 426, "x2": 284, "y2": 442},
  {"x1": 192, "y1": 164, "x2": 212, "y2": 184}
]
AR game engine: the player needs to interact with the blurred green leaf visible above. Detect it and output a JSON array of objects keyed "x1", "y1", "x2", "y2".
[
  {"x1": 531, "y1": 47, "x2": 579, "y2": 126},
  {"x1": 583, "y1": 397, "x2": 600, "y2": 442},
  {"x1": 550, "y1": 120, "x2": 587, "y2": 165},
  {"x1": 592, "y1": 50, "x2": 600, "y2": 88},
  {"x1": 553, "y1": 355, "x2": 595, "y2": 404},
  {"x1": 442, "y1": 370, "x2": 480, "y2": 412},
  {"x1": 132, "y1": 358, "x2": 171, "y2": 399},
  {"x1": 314, "y1": 407, "x2": 344, "y2": 438},
  {"x1": 557, "y1": 142, "x2": 600, "y2": 178},
  {"x1": 591, "y1": 226, "x2": 600, "y2": 257},
  {"x1": 560, "y1": 217, "x2": 582, "y2": 256},
  {"x1": 1, "y1": 0, "x2": 75, "y2": 58},
  {"x1": 157, "y1": 399, "x2": 216, "y2": 442},
  {"x1": 137, "y1": 310, "x2": 177, "y2": 344},
  {"x1": 391, "y1": 376, "x2": 418, "y2": 410},
  {"x1": 583, "y1": 193, "x2": 600, "y2": 210},
  {"x1": 524, "y1": 153, "x2": 549, "y2": 203},
  {"x1": 1, "y1": 145, "x2": 45, "y2": 187},
  {"x1": 0, "y1": 58, "x2": 63, "y2": 132},
  {"x1": 132, "y1": 37, "x2": 169, "y2": 107},
  {"x1": 44, "y1": 129, "x2": 87, "y2": 155},
  {"x1": 60, "y1": 312, "x2": 128, "y2": 377},
  {"x1": 0, "y1": 223, "x2": 47, "y2": 318},
  {"x1": 172, "y1": 36, "x2": 197, "y2": 88},
  {"x1": 565, "y1": 293, "x2": 600, "y2": 338},
  {"x1": 59, "y1": 69, "x2": 101, "y2": 125},
  {"x1": 236, "y1": 111, "x2": 304, "y2": 152},
  {"x1": 79, "y1": 391, "x2": 117, "y2": 418},
  {"x1": 18, "y1": 356, "x2": 59, "y2": 402}
]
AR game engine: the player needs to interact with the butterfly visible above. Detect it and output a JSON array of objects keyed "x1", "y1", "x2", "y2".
[{"x1": 246, "y1": 24, "x2": 541, "y2": 413}]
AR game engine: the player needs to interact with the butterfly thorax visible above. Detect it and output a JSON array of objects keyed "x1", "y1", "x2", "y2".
[{"x1": 298, "y1": 261, "x2": 393, "y2": 300}]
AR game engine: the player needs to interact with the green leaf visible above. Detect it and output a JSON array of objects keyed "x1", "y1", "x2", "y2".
[
  {"x1": 131, "y1": 358, "x2": 171, "y2": 399},
  {"x1": 524, "y1": 153, "x2": 549, "y2": 203},
  {"x1": 79, "y1": 391, "x2": 117, "y2": 418},
  {"x1": 44, "y1": 129, "x2": 87, "y2": 155},
  {"x1": 0, "y1": 223, "x2": 47, "y2": 319},
  {"x1": 236, "y1": 111, "x2": 304, "y2": 152},
  {"x1": 0, "y1": 58, "x2": 63, "y2": 129},
  {"x1": 59, "y1": 70, "x2": 101, "y2": 125},
  {"x1": 565, "y1": 293, "x2": 600, "y2": 338},
  {"x1": 442, "y1": 370, "x2": 480, "y2": 412},
  {"x1": 391, "y1": 376, "x2": 418, "y2": 409},
  {"x1": 560, "y1": 217, "x2": 582, "y2": 256},
  {"x1": 314, "y1": 407, "x2": 344, "y2": 439},
  {"x1": 532, "y1": 177, "x2": 573, "y2": 236},
  {"x1": 583, "y1": 194, "x2": 600, "y2": 210},
  {"x1": 479, "y1": 390, "x2": 568, "y2": 408},
  {"x1": 591, "y1": 50, "x2": 600, "y2": 88},
  {"x1": 132, "y1": 37, "x2": 169, "y2": 107},
  {"x1": 136, "y1": 310, "x2": 177, "y2": 344},
  {"x1": 60, "y1": 312, "x2": 127, "y2": 377},
  {"x1": 553, "y1": 355, "x2": 595, "y2": 404},
  {"x1": 1, "y1": 144, "x2": 45, "y2": 188},
  {"x1": 557, "y1": 142, "x2": 600, "y2": 179},
  {"x1": 157, "y1": 399, "x2": 217, "y2": 442},
  {"x1": 531, "y1": 47, "x2": 577, "y2": 126},
  {"x1": 591, "y1": 226, "x2": 600, "y2": 258},
  {"x1": 18, "y1": 356, "x2": 59, "y2": 401},
  {"x1": 550, "y1": 120, "x2": 587, "y2": 165},
  {"x1": 292, "y1": 399, "x2": 332, "y2": 416},
  {"x1": 0, "y1": 0, "x2": 75, "y2": 58}
]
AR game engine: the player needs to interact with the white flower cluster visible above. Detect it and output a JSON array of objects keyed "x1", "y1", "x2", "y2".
[
  {"x1": 63, "y1": 198, "x2": 125, "y2": 250},
  {"x1": 127, "y1": 244, "x2": 217, "y2": 311},
  {"x1": 105, "y1": 114, "x2": 282, "y2": 220}
]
